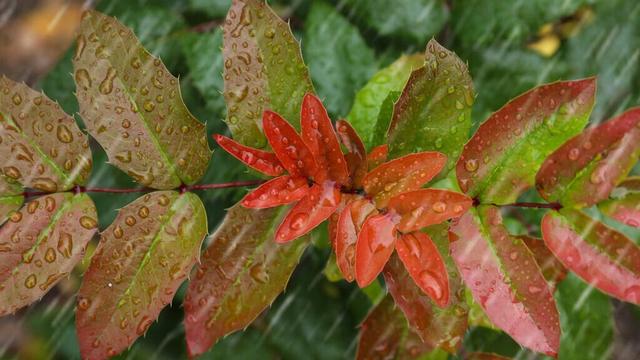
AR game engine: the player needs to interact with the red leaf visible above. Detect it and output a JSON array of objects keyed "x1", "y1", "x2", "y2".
[
  {"x1": 599, "y1": 177, "x2": 640, "y2": 227},
  {"x1": 335, "y1": 197, "x2": 376, "y2": 282},
  {"x1": 300, "y1": 93, "x2": 349, "y2": 184},
  {"x1": 363, "y1": 152, "x2": 446, "y2": 207},
  {"x1": 355, "y1": 213, "x2": 399, "y2": 287},
  {"x1": 542, "y1": 209, "x2": 640, "y2": 304},
  {"x1": 263, "y1": 110, "x2": 318, "y2": 179},
  {"x1": 213, "y1": 134, "x2": 284, "y2": 176},
  {"x1": 450, "y1": 207, "x2": 560, "y2": 356},
  {"x1": 519, "y1": 235, "x2": 567, "y2": 288},
  {"x1": 336, "y1": 119, "x2": 367, "y2": 188},
  {"x1": 275, "y1": 182, "x2": 341, "y2": 243},
  {"x1": 241, "y1": 176, "x2": 309, "y2": 208},
  {"x1": 367, "y1": 144, "x2": 389, "y2": 170},
  {"x1": 396, "y1": 232, "x2": 450, "y2": 307},
  {"x1": 536, "y1": 107, "x2": 640, "y2": 207},
  {"x1": 387, "y1": 189, "x2": 472, "y2": 232}
]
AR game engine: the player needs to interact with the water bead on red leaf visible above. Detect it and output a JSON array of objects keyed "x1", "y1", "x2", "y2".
[
  {"x1": 213, "y1": 134, "x2": 284, "y2": 176},
  {"x1": 335, "y1": 198, "x2": 376, "y2": 282},
  {"x1": 241, "y1": 176, "x2": 310, "y2": 208},
  {"x1": 387, "y1": 189, "x2": 472, "y2": 232},
  {"x1": 355, "y1": 213, "x2": 399, "y2": 287},
  {"x1": 366, "y1": 144, "x2": 389, "y2": 170},
  {"x1": 335, "y1": 119, "x2": 367, "y2": 188}
]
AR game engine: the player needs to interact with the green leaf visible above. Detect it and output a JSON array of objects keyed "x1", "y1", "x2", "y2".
[
  {"x1": 184, "y1": 203, "x2": 309, "y2": 357},
  {"x1": 73, "y1": 11, "x2": 212, "y2": 189},
  {"x1": 223, "y1": 0, "x2": 314, "y2": 147},
  {"x1": 343, "y1": 0, "x2": 449, "y2": 44},
  {"x1": 347, "y1": 54, "x2": 424, "y2": 148},
  {"x1": 457, "y1": 78, "x2": 596, "y2": 204},
  {"x1": 188, "y1": 0, "x2": 231, "y2": 18},
  {"x1": 303, "y1": 1, "x2": 377, "y2": 117},
  {"x1": 0, "y1": 193, "x2": 98, "y2": 316},
  {"x1": 370, "y1": 90, "x2": 401, "y2": 148},
  {"x1": 387, "y1": 40, "x2": 474, "y2": 172},
  {"x1": 0, "y1": 175, "x2": 23, "y2": 226},
  {"x1": 76, "y1": 191, "x2": 207, "y2": 359},
  {"x1": 0, "y1": 76, "x2": 92, "y2": 192}
]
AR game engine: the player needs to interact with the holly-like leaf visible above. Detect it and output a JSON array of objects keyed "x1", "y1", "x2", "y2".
[
  {"x1": 536, "y1": 107, "x2": 640, "y2": 207},
  {"x1": 0, "y1": 176, "x2": 23, "y2": 226},
  {"x1": 541, "y1": 208, "x2": 640, "y2": 304},
  {"x1": 0, "y1": 76, "x2": 92, "y2": 192},
  {"x1": 76, "y1": 191, "x2": 207, "y2": 359},
  {"x1": 223, "y1": 0, "x2": 314, "y2": 147},
  {"x1": 450, "y1": 206, "x2": 560, "y2": 356},
  {"x1": 519, "y1": 235, "x2": 567, "y2": 288},
  {"x1": 387, "y1": 189, "x2": 472, "y2": 232},
  {"x1": 0, "y1": 193, "x2": 97, "y2": 316},
  {"x1": 457, "y1": 78, "x2": 596, "y2": 204},
  {"x1": 73, "y1": 10, "x2": 211, "y2": 190},
  {"x1": 184, "y1": 204, "x2": 308, "y2": 357},
  {"x1": 347, "y1": 54, "x2": 424, "y2": 148},
  {"x1": 599, "y1": 177, "x2": 640, "y2": 227},
  {"x1": 387, "y1": 40, "x2": 474, "y2": 171},
  {"x1": 356, "y1": 295, "x2": 432, "y2": 360}
]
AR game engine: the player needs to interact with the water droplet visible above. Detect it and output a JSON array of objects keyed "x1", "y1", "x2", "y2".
[
  {"x1": 24, "y1": 274, "x2": 37, "y2": 289},
  {"x1": 464, "y1": 159, "x2": 478, "y2": 172},
  {"x1": 289, "y1": 213, "x2": 308, "y2": 230},
  {"x1": 528, "y1": 285, "x2": 542, "y2": 294},
  {"x1": 78, "y1": 297, "x2": 91, "y2": 310},
  {"x1": 138, "y1": 206, "x2": 149, "y2": 218},
  {"x1": 12, "y1": 93, "x2": 22, "y2": 105},
  {"x1": 33, "y1": 178, "x2": 58, "y2": 192},
  {"x1": 9, "y1": 211, "x2": 22, "y2": 222},
  {"x1": 143, "y1": 100, "x2": 155, "y2": 112},
  {"x1": 45, "y1": 196, "x2": 56, "y2": 212},
  {"x1": 57, "y1": 231, "x2": 73, "y2": 258},
  {"x1": 568, "y1": 148, "x2": 580, "y2": 161},
  {"x1": 56, "y1": 124, "x2": 73, "y2": 143},
  {"x1": 115, "y1": 151, "x2": 132, "y2": 163},
  {"x1": 432, "y1": 202, "x2": 446, "y2": 213},
  {"x1": 136, "y1": 316, "x2": 153, "y2": 335},
  {"x1": 45, "y1": 247, "x2": 57, "y2": 263},
  {"x1": 80, "y1": 216, "x2": 97, "y2": 229},
  {"x1": 99, "y1": 67, "x2": 117, "y2": 95},
  {"x1": 249, "y1": 263, "x2": 269, "y2": 283},
  {"x1": 418, "y1": 270, "x2": 442, "y2": 300},
  {"x1": 3, "y1": 166, "x2": 21, "y2": 180}
]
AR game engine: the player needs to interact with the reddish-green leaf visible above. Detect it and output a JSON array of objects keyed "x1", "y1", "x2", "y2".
[
  {"x1": 336, "y1": 197, "x2": 375, "y2": 282},
  {"x1": 384, "y1": 232, "x2": 468, "y2": 353},
  {"x1": 213, "y1": 134, "x2": 284, "y2": 176},
  {"x1": 368, "y1": 144, "x2": 389, "y2": 170},
  {"x1": 599, "y1": 177, "x2": 640, "y2": 227},
  {"x1": 457, "y1": 78, "x2": 596, "y2": 204},
  {"x1": 0, "y1": 193, "x2": 97, "y2": 316},
  {"x1": 76, "y1": 191, "x2": 207, "y2": 359},
  {"x1": 275, "y1": 182, "x2": 340, "y2": 243},
  {"x1": 223, "y1": 0, "x2": 314, "y2": 147},
  {"x1": 301, "y1": 94, "x2": 349, "y2": 184},
  {"x1": 387, "y1": 40, "x2": 474, "y2": 172},
  {"x1": 336, "y1": 120, "x2": 367, "y2": 188},
  {"x1": 356, "y1": 295, "x2": 432, "y2": 360},
  {"x1": 536, "y1": 107, "x2": 640, "y2": 207},
  {"x1": 541, "y1": 208, "x2": 640, "y2": 304},
  {"x1": 263, "y1": 110, "x2": 318, "y2": 179},
  {"x1": 519, "y1": 235, "x2": 567, "y2": 288},
  {"x1": 356, "y1": 213, "x2": 398, "y2": 287},
  {"x1": 0, "y1": 176, "x2": 23, "y2": 226},
  {"x1": 396, "y1": 232, "x2": 449, "y2": 307},
  {"x1": 74, "y1": 11, "x2": 211, "y2": 189},
  {"x1": 241, "y1": 176, "x2": 309, "y2": 208},
  {"x1": 184, "y1": 204, "x2": 308, "y2": 357},
  {"x1": 363, "y1": 152, "x2": 446, "y2": 207},
  {"x1": 387, "y1": 189, "x2": 472, "y2": 232},
  {"x1": 450, "y1": 206, "x2": 560, "y2": 356},
  {"x1": 0, "y1": 76, "x2": 92, "y2": 192}
]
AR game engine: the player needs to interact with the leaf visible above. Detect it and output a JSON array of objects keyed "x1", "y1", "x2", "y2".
[
  {"x1": 541, "y1": 208, "x2": 640, "y2": 304},
  {"x1": 0, "y1": 193, "x2": 97, "y2": 316},
  {"x1": 599, "y1": 177, "x2": 640, "y2": 227},
  {"x1": 347, "y1": 54, "x2": 424, "y2": 148},
  {"x1": 76, "y1": 191, "x2": 207, "y2": 359},
  {"x1": 370, "y1": 90, "x2": 401, "y2": 148},
  {"x1": 241, "y1": 176, "x2": 309, "y2": 208},
  {"x1": 336, "y1": 197, "x2": 375, "y2": 282},
  {"x1": 518, "y1": 235, "x2": 567, "y2": 288},
  {"x1": 0, "y1": 176, "x2": 23, "y2": 226},
  {"x1": 536, "y1": 107, "x2": 640, "y2": 207},
  {"x1": 213, "y1": 134, "x2": 284, "y2": 176},
  {"x1": 355, "y1": 213, "x2": 398, "y2": 287},
  {"x1": 223, "y1": 0, "x2": 314, "y2": 147},
  {"x1": 73, "y1": 10, "x2": 211, "y2": 190},
  {"x1": 387, "y1": 189, "x2": 472, "y2": 232},
  {"x1": 457, "y1": 78, "x2": 596, "y2": 204},
  {"x1": 387, "y1": 40, "x2": 474, "y2": 171},
  {"x1": 356, "y1": 295, "x2": 432, "y2": 360},
  {"x1": 303, "y1": 1, "x2": 377, "y2": 117},
  {"x1": 184, "y1": 204, "x2": 308, "y2": 357},
  {"x1": 450, "y1": 206, "x2": 560, "y2": 356},
  {"x1": 336, "y1": 120, "x2": 367, "y2": 188},
  {"x1": 0, "y1": 76, "x2": 92, "y2": 192}
]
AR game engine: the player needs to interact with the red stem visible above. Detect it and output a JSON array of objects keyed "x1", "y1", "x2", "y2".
[{"x1": 496, "y1": 201, "x2": 562, "y2": 210}]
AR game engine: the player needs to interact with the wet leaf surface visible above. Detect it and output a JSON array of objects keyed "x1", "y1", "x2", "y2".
[
  {"x1": 214, "y1": 134, "x2": 284, "y2": 177},
  {"x1": 387, "y1": 189, "x2": 472, "y2": 232},
  {"x1": 0, "y1": 176, "x2": 23, "y2": 226},
  {"x1": 599, "y1": 177, "x2": 640, "y2": 228}
]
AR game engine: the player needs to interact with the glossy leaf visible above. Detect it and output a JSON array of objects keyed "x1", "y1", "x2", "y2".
[
  {"x1": 335, "y1": 197, "x2": 376, "y2": 282},
  {"x1": 214, "y1": 134, "x2": 284, "y2": 176},
  {"x1": 275, "y1": 182, "x2": 341, "y2": 243},
  {"x1": 223, "y1": 0, "x2": 314, "y2": 147},
  {"x1": 396, "y1": 232, "x2": 450, "y2": 307},
  {"x1": 300, "y1": 93, "x2": 349, "y2": 184},
  {"x1": 368, "y1": 144, "x2": 389, "y2": 170},
  {"x1": 450, "y1": 206, "x2": 560, "y2": 356},
  {"x1": 336, "y1": 120, "x2": 367, "y2": 188},
  {"x1": 541, "y1": 208, "x2": 640, "y2": 304},
  {"x1": 536, "y1": 107, "x2": 640, "y2": 207},
  {"x1": 519, "y1": 235, "x2": 567, "y2": 288},
  {"x1": 599, "y1": 178, "x2": 640, "y2": 227},
  {"x1": 241, "y1": 176, "x2": 309, "y2": 209},
  {"x1": 387, "y1": 40, "x2": 474, "y2": 172},
  {"x1": 74, "y1": 11, "x2": 211, "y2": 189},
  {"x1": 0, "y1": 176, "x2": 23, "y2": 226},
  {"x1": 76, "y1": 191, "x2": 207, "y2": 359},
  {"x1": 355, "y1": 213, "x2": 399, "y2": 287},
  {"x1": 457, "y1": 78, "x2": 596, "y2": 204},
  {"x1": 363, "y1": 152, "x2": 446, "y2": 208},
  {"x1": 348, "y1": 54, "x2": 424, "y2": 148},
  {"x1": 0, "y1": 76, "x2": 92, "y2": 192},
  {"x1": 371, "y1": 90, "x2": 401, "y2": 148},
  {"x1": 387, "y1": 189, "x2": 472, "y2": 233},
  {"x1": 0, "y1": 193, "x2": 97, "y2": 316},
  {"x1": 184, "y1": 204, "x2": 308, "y2": 357},
  {"x1": 263, "y1": 111, "x2": 318, "y2": 179}
]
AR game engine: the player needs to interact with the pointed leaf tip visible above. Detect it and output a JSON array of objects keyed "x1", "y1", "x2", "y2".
[{"x1": 214, "y1": 134, "x2": 284, "y2": 176}]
